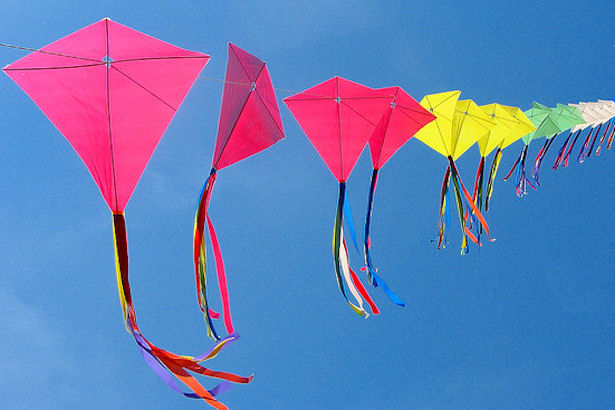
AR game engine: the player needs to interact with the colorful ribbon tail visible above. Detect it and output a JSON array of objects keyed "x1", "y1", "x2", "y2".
[
  {"x1": 333, "y1": 182, "x2": 368, "y2": 317},
  {"x1": 596, "y1": 123, "x2": 611, "y2": 156},
  {"x1": 193, "y1": 168, "x2": 221, "y2": 341},
  {"x1": 207, "y1": 215, "x2": 235, "y2": 336},
  {"x1": 343, "y1": 185, "x2": 361, "y2": 255},
  {"x1": 363, "y1": 168, "x2": 379, "y2": 284},
  {"x1": 563, "y1": 130, "x2": 581, "y2": 167},
  {"x1": 586, "y1": 124, "x2": 602, "y2": 159},
  {"x1": 112, "y1": 212, "x2": 251, "y2": 409},
  {"x1": 366, "y1": 266, "x2": 405, "y2": 306},
  {"x1": 437, "y1": 167, "x2": 451, "y2": 249},
  {"x1": 449, "y1": 158, "x2": 493, "y2": 242},
  {"x1": 485, "y1": 148, "x2": 502, "y2": 212},
  {"x1": 607, "y1": 122, "x2": 615, "y2": 149},
  {"x1": 577, "y1": 131, "x2": 592, "y2": 163},
  {"x1": 553, "y1": 131, "x2": 573, "y2": 170},
  {"x1": 531, "y1": 135, "x2": 555, "y2": 186},
  {"x1": 503, "y1": 147, "x2": 522, "y2": 182},
  {"x1": 448, "y1": 165, "x2": 469, "y2": 255}
]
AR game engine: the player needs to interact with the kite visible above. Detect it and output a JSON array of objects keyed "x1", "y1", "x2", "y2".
[
  {"x1": 573, "y1": 102, "x2": 614, "y2": 161},
  {"x1": 554, "y1": 100, "x2": 615, "y2": 168},
  {"x1": 477, "y1": 104, "x2": 535, "y2": 212},
  {"x1": 528, "y1": 104, "x2": 584, "y2": 184},
  {"x1": 413, "y1": 93, "x2": 495, "y2": 254},
  {"x1": 362, "y1": 86, "x2": 435, "y2": 306},
  {"x1": 3, "y1": 19, "x2": 251, "y2": 409},
  {"x1": 193, "y1": 43, "x2": 284, "y2": 342},
  {"x1": 553, "y1": 103, "x2": 603, "y2": 168},
  {"x1": 284, "y1": 77, "x2": 393, "y2": 316},
  {"x1": 503, "y1": 103, "x2": 556, "y2": 196}
]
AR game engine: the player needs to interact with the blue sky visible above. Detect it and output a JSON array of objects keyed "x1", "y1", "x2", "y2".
[{"x1": 1, "y1": 1, "x2": 615, "y2": 409}]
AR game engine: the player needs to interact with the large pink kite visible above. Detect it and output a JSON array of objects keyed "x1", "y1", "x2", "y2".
[
  {"x1": 193, "y1": 43, "x2": 284, "y2": 341},
  {"x1": 4, "y1": 19, "x2": 251, "y2": 409},
  {"x1": 284, "y1": 77, "x2": 394, "y2": 317}
]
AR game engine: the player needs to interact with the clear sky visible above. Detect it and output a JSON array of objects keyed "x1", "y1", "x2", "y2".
[{"x1": 1, "y1": 1, "x2": 615, "y2": 409}]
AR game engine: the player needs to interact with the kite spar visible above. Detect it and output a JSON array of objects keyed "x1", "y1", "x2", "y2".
[
  {"x1": 3, "y1": 19, "x2": 251, "y2": 409},
  {"x1": 194, "y1": 43, "x2": 285, "y2": 341}
]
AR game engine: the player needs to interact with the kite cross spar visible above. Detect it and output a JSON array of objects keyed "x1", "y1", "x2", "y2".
[
  {"x1": 193, "y1": 43, "x2": 284, "y2": 342},
  {"x1": 3, "y1": 19, "x2": 251, "y2": 409}
]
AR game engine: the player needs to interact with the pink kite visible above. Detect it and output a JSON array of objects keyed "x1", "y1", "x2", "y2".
[
  {"x1": 284, "y1": 77, "x2": 394, "y2": 317},
  {"x1": 364, "y1": 86, "x2": 435, "y2": 305},
  {"x1": 194, "y1": 43, "x2": 284, "y2": 341},
  {"x1": 3, "y1": 19, "x2": 251, "y2": 409}
]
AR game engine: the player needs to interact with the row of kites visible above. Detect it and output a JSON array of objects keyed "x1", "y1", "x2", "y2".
[{"x1": 2, "y1": 19, "x2": 613, "y2": 409}]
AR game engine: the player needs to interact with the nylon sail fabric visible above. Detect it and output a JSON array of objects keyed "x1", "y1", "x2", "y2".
[{"x1": 3, "y1": 18, "x2": 209, "y2": 212}]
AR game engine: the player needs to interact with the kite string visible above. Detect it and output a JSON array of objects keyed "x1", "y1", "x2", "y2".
[
  {"x1": 198, "y1": 75, "x2": 331, "y2": 98},
  {"x1": 0, "y1": 42, "x2": 100, "y2": 62}
]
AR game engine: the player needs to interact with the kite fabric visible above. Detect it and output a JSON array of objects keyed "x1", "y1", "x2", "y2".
[
  {"x1": 193, "y1": 43, "x2": 284, "y2": 342},
  {"x1": 363, "y1": 86, "x2": 435, "y2": 306},
  {"x1": 284, "y1": 77, "x2": 395, "y2": 316},
  {"x1": 413, "y1": 93, "x2": 494, "y2": 254},
  {"x1": 3, "y1": 19, "x2": 252, "y2": 409}
]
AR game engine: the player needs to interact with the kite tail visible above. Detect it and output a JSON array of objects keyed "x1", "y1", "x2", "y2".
[
  {"x1": 362, "y1": 168, "x2": 405, "y2": 307},
  {"x1": 485, "y1": 148, "x2": 502, "y2": 212},
  {"x1": 475, "y1": 157, "x2": 485, "y2": 237},
  {"x1": 437, "y1": 167, "x2": 451, "y2": 249},
  {"x1": 576, "y1": 128, "x2": 595, "y2": 163},
  {"x1": 448, "y1": 166, "x2": 469, "y2": 255},
  {"x1": 448, "y1": 157, "x2": 493, "y2": 254},
  {"x1": 471, "y1": 156, "x2": 485, "y2": 212},
  {"x1": 553, "y1": 131, "x2": 575, "y2": 170},
  {"x1": 563, "y1": 129, "x2": 582, "y2": 167},
  {"x1": 112, "y1": 213, "x2": 252, "y2": 409},
  {"x1": 334, "y1": 182, "x2": 375, "y2": 317},
  {"x1": 506, "y1": 145, "x2": 534, "y2": 197},
  {"x1": 206, "y1": 215, "x2": 235, "y2": 336},
  {"x1": 530, "y1": 135, "x2": 556, "y2": 186},
  {"x1": 607, "y1": 122, "x2": 615, "y2": 150},
  {"x1": 193, "y1": 168, "x2": 222, "y2": 341},
  {"x1": 596, "y1": 122, "x2": 612, "y2": 155},
  {"x1": 586, "y1": 124, "x2": 602, "y2": 158},
  {"x1": 503, "y1": 147, "x2": 522, "y2": 182},
  {"x1": 363, "y1": 168, "x2": 379, "y2": 281}
]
